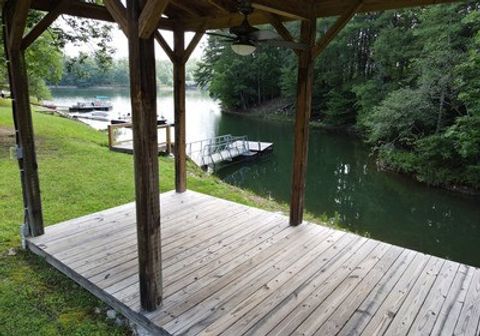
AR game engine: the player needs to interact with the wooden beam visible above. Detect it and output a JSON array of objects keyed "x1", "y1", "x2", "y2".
[
  {"x1": 169, "y1": 2, "x2": 200, "y2": 17},
  {"x1": 312, "y1": 1, "x2": 363, "y2": 60},
  {"x1": 313, "y1": 0, "x2": 460, "y2": 18},
  {"x1": 207, "y1": 0, "x2": 231, "y2": 14},
  {"x1": 21, "y1": 0, "x2": 67, "y2": 50},
  {"x1": 8, "y1": 0, "x2": 31, "y2": 51},
  {"x1": 138, "y1": 0, "x2": 169, "y2": 39},
  {"x1": 104, "y1": 0, "x2": 128, "y2": 36},
  {"x1": 251, "y1": 0, "x2": 309, "y2": 21},
  {"x1": 154, "y1": 31, "x2": 175, "y2": 63},
  {"x1": 3, "y1": 3, "x2": 44, "y2": 237},
  {"x1": 183, "y1": 29, "x2": 205, "y2": 63},
  {"x1": 126, "y1": 0, "x2": 162, "y2": 311},
  {"x1": 263, "y1": 12, "x2": 300, "y2": 56},
  {"x1": 173, "y1": 28, "x2": 187, "y2": 193},
  {"x1": 289, "y1": 18, "x2": 316, "y2": 226},
  {"x1": 30, "y1": 0, "x2": 175, "y2": 30}
]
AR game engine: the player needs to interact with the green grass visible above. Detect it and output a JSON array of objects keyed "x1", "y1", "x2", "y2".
[{"x1": 0, "y1": 99, "x2": 336, "y2": 335}]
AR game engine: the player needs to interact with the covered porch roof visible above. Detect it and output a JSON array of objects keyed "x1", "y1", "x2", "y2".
[{"x1": 28, "y1": 0, "x2": 457, "y2": 31}]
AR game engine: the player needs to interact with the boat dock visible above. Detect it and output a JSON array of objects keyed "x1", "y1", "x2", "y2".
[
  {"x1": 186, "y1": 135, "x2": 273, "y2": 169},
  {"x1": 107, "y1": 122, "x2": 173, "y2": 155},
  {"x1": 26, "y1": 190, "x2": 480, "y2": 336}
]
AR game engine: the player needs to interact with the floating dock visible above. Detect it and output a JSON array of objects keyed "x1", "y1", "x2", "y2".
[{"x1": 187, "y1": 135, "x2": 273, "y2": 170}]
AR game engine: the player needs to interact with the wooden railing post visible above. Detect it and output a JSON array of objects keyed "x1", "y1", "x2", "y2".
[
  {"x1": 126, "y1": 0, "x2": 162, "y2": 311},
  {"x1": 173, "y1": 28, "x2": 187, "y2": 193},
  {"x1": 289, "y1": 18, "x2": 316, "y2": 226},
  {"x1": 3, "y1": 1, "x2": 44, "y2": 237},
  {"x1": 166, "y1": 124, "x2": 171, "y2": 155}
]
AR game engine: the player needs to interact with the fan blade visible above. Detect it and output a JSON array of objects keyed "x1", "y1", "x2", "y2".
[
  {"x1": 250, "y1": 30, "x2": 280, "y2": 41},
  {"x1": 207, "y1": 32, "x2": 235, "y2": 40},
  {"x1": 261, "y1": 40, "x2": 308, "y2": 50}
]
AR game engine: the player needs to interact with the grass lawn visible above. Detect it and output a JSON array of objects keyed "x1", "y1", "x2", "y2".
[{"x1": 0, "y1": 99, "x2": 335, "y2": 335}]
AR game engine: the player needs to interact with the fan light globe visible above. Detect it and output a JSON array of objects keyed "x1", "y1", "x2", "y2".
[{"x1": 231, "y1": 41, "x2": 256, "y2": 56}]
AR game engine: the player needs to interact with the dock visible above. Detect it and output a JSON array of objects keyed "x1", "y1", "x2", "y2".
[
  {"x1": 26, "y1": 191, "x2": 480, "y2": 336},
  {"x1": 187, "y1": 135, "x2": 273, "y2": 169},
  {"x1": 108, "y1": 122, "x2": 173, "y2": 155}
]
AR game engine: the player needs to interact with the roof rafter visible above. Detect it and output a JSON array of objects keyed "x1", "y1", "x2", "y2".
[
  {"x1": 30, "y1": 0, "x2": 175, "y2": 30},
  {"x1": 251, "y1": 0, "x2": 310, "y2": 21},
  {"x1": 103, "y1": 0, "x2": 128, "y2": 36},
  {"x1": 138, "y1": 0, "x2": 169, "y2": 38},
  {"x1": 21, "y1": 0, "x2": 67, "y2": 50},
  {"x1": 312, "y1": 1, "x2": 363, "y2": 59},
  {"x1": 263, "y1": 12, "x2": 300, "y2": 56}
]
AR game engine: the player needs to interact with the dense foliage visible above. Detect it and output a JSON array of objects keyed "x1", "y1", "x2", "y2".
[
  {"x1": 0, "y1": 6, "x2": 114, "y2": 99},
  {"x1": 195, "y1": 3, "x2": 480, "y2": 190},
  {"x1": 57, "y1": 56, "x2": 199, "y2": 88}
]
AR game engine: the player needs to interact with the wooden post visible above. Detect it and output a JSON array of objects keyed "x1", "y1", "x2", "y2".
[
  {"x1": 173, "y1": 28, "x2": 187, "y2": 193},
  {"x1": 289, "y1": 18, "x2": 316, "y2": 226},
  {"x1": 166, "y1": 124, "x2": 171, "y2": 155},
  {"x1": 3, "y1": 1, "x2": 44, "y2": 237},
  {"x1": 126, "y1": 0, "x2": 162, "y2": 311}
]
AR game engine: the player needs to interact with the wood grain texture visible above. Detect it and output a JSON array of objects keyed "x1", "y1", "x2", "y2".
[
  {"x1": 127, "y1": 0, "x2": 162, "y2": 311},
  {"x1": 3, "y1": 2, "x2": 44, "y2": 237},
  {"x1": 26, "y1": 191, "x2": 480, "y2": 336},
  {"x1": 173, "y1": 28, "x2": 187, "y2": 192},
  {"x1": 289, "y1": 18, "x2": 316, "y2": 226},
  {"x1": 138, "y1": 0, "x2": 169, "y2": 39}
]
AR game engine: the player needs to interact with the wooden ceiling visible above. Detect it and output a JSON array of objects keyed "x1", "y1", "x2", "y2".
[{"x1": 29, "y1": 0, "x2": 459, "y2": 32}]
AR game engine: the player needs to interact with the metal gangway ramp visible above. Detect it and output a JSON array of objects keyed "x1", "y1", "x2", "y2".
[{"x1": 186, "y1": 134, "x2": 253, "y2": 168}]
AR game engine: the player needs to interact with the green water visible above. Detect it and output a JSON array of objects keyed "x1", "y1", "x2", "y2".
[{"x1": 51, "y1": 88, "x2": 480, "y2": 267}]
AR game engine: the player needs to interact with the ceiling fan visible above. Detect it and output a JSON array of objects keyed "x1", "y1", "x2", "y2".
[{"x1": 206, "y1": 0, "x2": 306, "y2": 56}]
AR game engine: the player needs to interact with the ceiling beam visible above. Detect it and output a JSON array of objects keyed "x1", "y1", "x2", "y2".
[
  {"x1": 139, "y1": 0, "x2": 169, "y2": 38},
  {"x1": 8, "y1": 0, "x2": 32, "y2": 51},
  {"x1": 154, "y1": 31, "x2": 175, "y2": 63},
  {"x1": 169, "y1": 2, "x2": 200, "y2": 17},
  {"x1": 251, "y1": 0, "x2": 310, "y2": 21},
  {"x1": 104, "y1": 0, "x2": 128, "y2": 36},
  {"x1": 30, "y1": 0, "x2": 175, "y2": 30},
  {"x1": 207, "y1": 0, "x2": 231, "y2": 14},
  {"x1": 263, "y1": 12, "x2": 300, "y2": 56},
  {"x1": 29, "y1": 0, "x2": 460, "y2": 32},
  {"x1": 313, "y1": 0, "x2": 460, "y2": 17},
  {"x1": 21, "y1": 0, "x2": 67, "y2": 50},
  {"x1": 184, "y1": 29, "x2": 205, "y2": 63},
  {"x1": 312, "y1": 1, "x2": 363, "y2": 59}
]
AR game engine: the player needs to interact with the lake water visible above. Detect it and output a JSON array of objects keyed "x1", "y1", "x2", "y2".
[{"x1": 51, "y1": 87, "x2": 480, "y2": 267}]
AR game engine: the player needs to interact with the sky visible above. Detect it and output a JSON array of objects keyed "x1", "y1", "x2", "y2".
[{"x1": 62, "y1": 21, "x2": 206, "y2": 62}]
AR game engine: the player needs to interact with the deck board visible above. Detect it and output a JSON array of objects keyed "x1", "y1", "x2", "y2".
[{"x1": 26, "y1": 190, "x2": 480, "y2": 336}]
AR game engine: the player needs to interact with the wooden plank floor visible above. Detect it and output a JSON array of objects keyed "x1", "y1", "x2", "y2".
[{"x1": 26, "y1": 191, "x2": 480, "y2": 336}]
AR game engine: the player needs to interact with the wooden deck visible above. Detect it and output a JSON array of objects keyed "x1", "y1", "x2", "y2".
[{"x1": 26, "y1": 191, "x2": 480, "y2": 336}]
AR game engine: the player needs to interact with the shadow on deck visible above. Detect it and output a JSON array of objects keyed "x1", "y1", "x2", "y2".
[{"x1": 26, "y1": 191, "x2": 480, "y2": 336}]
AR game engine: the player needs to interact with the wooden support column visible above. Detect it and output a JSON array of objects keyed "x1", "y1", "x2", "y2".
[
  {"x1": 126, "y1": 0, "x2": 162, "y2": 311},
  {"x1": 3, "y1": 1, "x2": 44, "y2": 237},
  {"x1": 289, "y1": 18, "x2": 316, "y2": 226},
  {"x1": 173, "y1": 28, "x2": 187, "y2": 193}
]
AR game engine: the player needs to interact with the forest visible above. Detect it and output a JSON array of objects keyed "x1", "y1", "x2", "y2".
[
  {"x1": 194, "y1": 3, "x2": 480, "y2": 192},
  {"x1": 57, "y1": 55, "x2": 198, "y2": 88}
]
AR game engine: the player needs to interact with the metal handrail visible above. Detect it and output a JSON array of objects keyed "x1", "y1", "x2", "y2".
[{"x1": 186, "y1": 134, "x2": 250, "y2": 167}]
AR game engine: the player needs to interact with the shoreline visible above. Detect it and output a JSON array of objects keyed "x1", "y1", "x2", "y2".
[{"x1": 221, "y1": 100, "x2": 480, "y2": 197}]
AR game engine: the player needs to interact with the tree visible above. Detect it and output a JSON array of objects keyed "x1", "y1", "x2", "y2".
[{"x1": 0, "y1": 5, "x2": 114, "y2": 99}]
